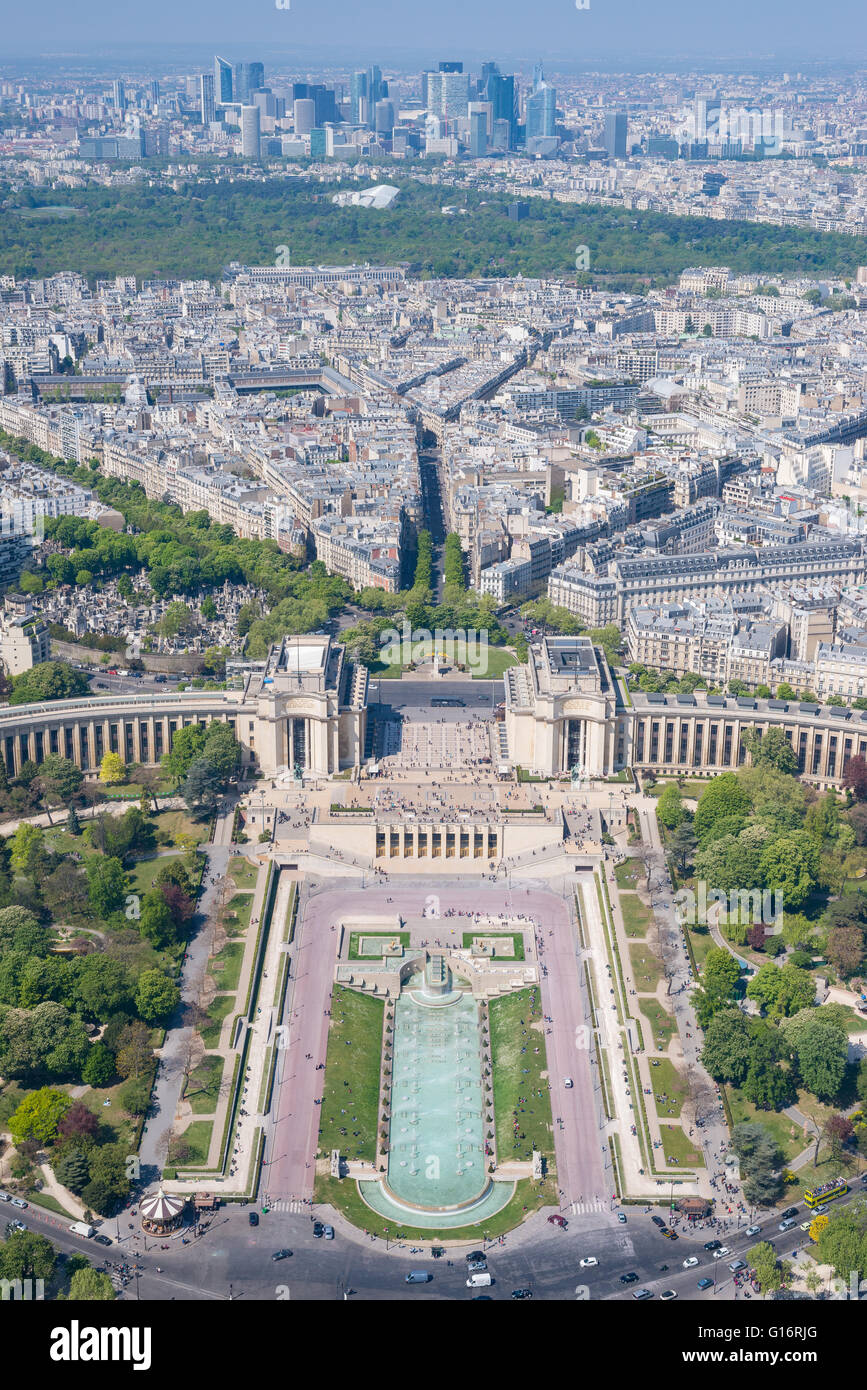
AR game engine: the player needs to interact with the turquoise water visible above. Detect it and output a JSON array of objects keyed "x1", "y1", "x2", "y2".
[
  {"x1": 385, "y1": 977, "x2": 488, "y2": 1211},
  {"x1": 359, "y1": 1176, "x2": 515, "y2": 1228}
]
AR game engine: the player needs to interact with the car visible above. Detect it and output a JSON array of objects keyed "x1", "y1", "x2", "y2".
[
  {"x1": 579, "y1": 1257, "x2": 598, "y2": 1268},
  {"x1": 779, "y1": 1217, "x2": 797, "y2": 1232},
  {"x1": 248, "y1": 1212, "x2": 259, "y2": 1227},
  {"x1": 812, "y1": 1205, "x2": 829, "y2": 1215},
  {"x1": 860, "y1": 1173, "x2": 867, "y2": 1186},
  {"x1": 704, "y1": 1240, "x2": 721, "y2": 1251},
  {"x1": 154, "y1": 674, "x2": 167, "y2": 683},
  {"x1": 323, "y1": 1225, "x2": 335, "y2": 1239},
  {"x1": 5, "y1": 1220, "x2": 25, "y2": 1234},
  {"x1": 619, "y1": 1272, "x2": 639, "y2": 1285},
  {"x1": 405, "y1": 1271, "x2": 432, "y2": 1284},
  {"x1": 547, "y1": 1214, "x2": 567, "y2": 1228},
  {"x1": 661, "y1": 1229, "x2": 678, "y2": 1240},
  {"x1": 712, "y1": 1247, "x2": 731, "y2": 1260},
  {"x1": 660, "y1": 1290, "x2": 678, "y2": 1301},
  {"x1": 465, "y1": 1250, "x2": 485, "y2": 1263},
  {"x1": 9, "y1": 1198, "x2": 27, "y2": 1209},
  {"x1": 93, "y1": 1234, "x2": 112, "y2": 1247},
  {"x1": 728, "y1": 1260, "x2": 747, "y2": 1273},
  {"x1": 800, "y1": 1221, "x2": 813, "y2": 1232},
  {"x1": 511, "y1": 1288, "x2": 533, "y2": 1299},
  {"x1": 682, "y1": 1256, "x2": 699, "y2": 1268},
  {"x1": 651, "y1": 1215, "x2": 666, "y2": 1228},
  {"x1": 271, "y1": 1249, "x2": 293, "y2": 1261},
  {"x1": 467, "y1": 1259, "x2": 487, "y2": 1273},
  {"x1": 617, "y1": 1213, "x2": 627, "y2": 1224},
  {"x1": 697, "y1": 1278, "x2": 714, "y2": 1290},
  {"x1": 782, "y1": 1206, "x2": 799, "y2": 1220},
  {"x1": 0, "y1": 1192, "x2": 11, "y2": 1203},
  {"x1": 745, "y1": 1225, "x2": 761, "y2": 1237},
  {"x1": 313, "y1": 1222, "x2": 324, "y2": 1238},
  {"x1": 564, "y1": 1077, "x2": 573, "y2": 1088},
  {"x1": 632, "y1": 1288, "x2": 653, "y2": 1300}
]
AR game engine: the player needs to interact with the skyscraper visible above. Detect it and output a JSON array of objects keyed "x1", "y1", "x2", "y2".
[
  {"x1": 234, "y1": 62, "x2": 265, "y2": 105},
  {"x1": 294, "y1": 98, "x2": 315, "y2": 136},
  {"x1": 112, "y1": 79, "x2": 126, "y2": 112},
  {"x1": 526, "y1": 81, "x2": 556, "y2": 140},
  {"x1": 214, "y1": 56, "x2": 233, "y2": 105},
  {"x1": 486, "y1": 71, "x2": 517, "y2": 148},
  {"x1": 375, "y1": 100, "x2": 395, "y2": 136},
  {"x1": 468, "y1": 108, "x2": 488, "y2": 157},
  {"x1": 149, "y1": 80, "x2": 160, "y2": 105},
  {"x1": 604, "y1": 111, "x2": 628, "y2": 157},
  {"x1": 439, "y1": 61, "x2": 463, "y2": 73},
  {"x1": 350, "y1": 71, "x2": 368, "y2": 124},
  {"x1": 200, "y1": 73, "x2": 215, "y2": 125},
  {"x1": 240, "y1": 105, "x2": 261, "y2": 158}
]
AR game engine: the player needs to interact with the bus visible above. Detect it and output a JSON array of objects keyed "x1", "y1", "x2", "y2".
[{"x1": 803, "y1": 1179, "x2": 848, "y2": 1209}]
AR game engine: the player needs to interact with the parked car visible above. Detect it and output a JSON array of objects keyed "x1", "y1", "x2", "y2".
[
  {"x1": 632, "y1": 1288, "x2": 653, "y2": 1300},
  {"x1": 465, "y1": 1250, "x2": 485, "y2": 1263},
  {"x1": 313, "y1": 1222, "x2": 324, "y2": 1238},
  {"x1": 467, "y1": 1259, "x2": 487, "y2": 1274},
  {"x1": 406, "y1": 1271, "x2": 432, "y2": 1284},
  {"x1": 579, "y1": 1257, "x2": 598, "y2": 1268},
  {"x1": 511, "y1": 1288, "x2": 533, "y2": 1300},
  {"x1": 272, "y1": 1250, "x2": 293, "y2": 1261},
  {"x1": 547, "y1": 1214, "x2": 567, "y2": 1228},
  {"x1": 9, "y1": 1198, "x2": 27, "y2": 1209},
  {"x1": 93, "y1": 1234, "x2": 112, "y2": 1247},
  {"x1": 697, "y1": 1278, "x2": 714, "y2": 1290},
  {"x1": 323, "y1": 1225, "x2": 334, "y2": 1240},
  {"x1": 660, "y1": 1290, "x2": 678, "y2": 1300},
  {"x1": 619, "y1": 1272, "x2": 639, "y2": 1285}
]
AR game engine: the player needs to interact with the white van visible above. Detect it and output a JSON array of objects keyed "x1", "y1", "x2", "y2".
[
  {"x1": 68, "y1": 1221, "x2": 95, "y2": 1239},
  {"x1": 466, "y1": 1271, "x2": 492, "y2": 1287}
]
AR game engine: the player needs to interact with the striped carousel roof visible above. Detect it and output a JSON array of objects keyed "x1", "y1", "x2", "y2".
[{"x1": 140, "y1": 1189, "x2": 184, "y2": 1222}]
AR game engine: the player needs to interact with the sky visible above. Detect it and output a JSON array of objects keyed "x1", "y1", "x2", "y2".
[{"x1": 2, "y1": 0, "x2": 866, "y2": 65}]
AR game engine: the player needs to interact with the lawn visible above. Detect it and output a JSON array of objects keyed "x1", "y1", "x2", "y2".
[
  {"x1": 314, "y1": 1172, "x2": 557, "y2": 1242},
  {"x1": 647, "y1": 778, "x2": 708, "y2": 801},
  {"x1": 228, "y1": 857, "x2": 259, "y2": 891},
  {"x1": 629, "y1": 942, "x2": 665, "y2": 991},
  {"x1": 488, "y1": 987, "x2": 555, "y2": 1167},
  {"x1": 210, "y1": 940, "x2": 245, "y2": 993},
  {"x1": 199, "y1": 995, "x2": 235, "y2": 1049},
  {"x1": 151, "y1": 809, "x2": 211, "y2": 844},
  {"x1": 619, "y1": 894, "x2": 653, "y2": 939},
  {"x1": 640, "y1": 998, "x2": 678, "y2": 1050},
  {"x1": 686, "y1": 925, "x2": 716, "y2": 971},
  {"x1": 127, "y1": 852, "x2": 185, "y2": 896},
  {"x1": 651, "y1": 1058, "x2": 689, "y2": 1118},
  {"x1": 726, "y1": 1089, "x2": 806, "y2": 1162},
  {"x1": 222, "y1": 892, "x2": 254, "y2": 936},
  {"x1": 472, "y1": 647, "x2": 518, "y2": 679},
  {"x1": 68, "y1": 1081, "x2": 136, "y2": 1150},
  {"x1": 347, "y1": 931, "x2": 410, "y2": 960},
  {"x1": 168, "y1": 1120, "x2": 213, "y2": 1167},
  {"x1": 183, "y1": 1055, "x2": 225, "y2": 1115},
  {"x1": 461, "y1": 931, "x2": 526, "y2": 960},
  {"x1": 317, "y1": 985, "x2": 384, "y2": 1162},
  {"x1": 658, "y1": 1123, "x2": 703, "y2": 1169},
  {"x1": 614, "y1": 860, "x2": 642, "y2": 890}
]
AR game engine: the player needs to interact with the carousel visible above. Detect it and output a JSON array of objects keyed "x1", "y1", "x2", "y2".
[{"x1": 139, "y1": 1189, "x2": 186, "y2": 1234}]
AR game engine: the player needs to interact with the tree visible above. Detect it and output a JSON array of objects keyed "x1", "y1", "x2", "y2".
[
  {"x1": 35, "y1": 754, "x2": 83, "y2": 807},
  {"x1": 730, "y1": 1121, "x2": 785, "y2": 1204},
  {"x1": 68, "y1": 1266, "x2": 116, "y2": 1300},
  {"x1": 670, "y1": 821, "x2": 697, "y2": 872},
  {"x1": 82, "y1": 1042, "x2": 116, "y2": 1088},
  {"x1": 161, "y1": 723, "x2": 207, "y2": 785},
  {"x1": 202, "y1": 721, "x2": 241, "y2": 781},
  {"x1": 759, "y1": 831, "x2": 820, "y2": 910},
  {"x1": 843, "y1": 755, "x2": 867, "y2": 800},
  {"x1": 53, "y1": 1149, "x2": 92, "y2": 1194},
  {"x1": 135, "y1": 969, "x2": 180, "y2": 1023},
  {"x1": 742, "y1": 726, "x2": 798, "y2": 775},
  {"x1": 693, "y1": 947, "x2": 742, "y2": 1026},
  {"x1": 748, "y1": 1240, "x2": 786, "y2": 1293},
  {"x1": 827, "y1": 925, "x2": 866, "y2": 978},
  {"x1": 9, "y1": 822, "x2": 46, "y2": 878},
  {"x1": 746, "y1": 962, "x2": 815, "y2": 1019},
  {"x1": 115, "y1": 1021, "x2": 154, "y2": 1080},
  {"x1": 118, "y1": 1075, "x2": 152, "y2": 1116},
  {"x1": 57, "y1": 1100, "x2": 99, "y2": 1143},
  {"x1": 9, "y1": 661, "x2": 89, "y2": 706},
  {"x1": 181, "y1": 756, "x2": 223, "y2": 813},
  {"x1": 85, "y1": 856, "x2": 129, "y2": 918},
  {"x1": 69, "y1": 955, "x2": 131, "y2": 1020},
  {"x1": 99, "y1": 751, "x2": 126, "y2": 785},
  {"x1": 656, "y1": 783, "x2": 685, "y2": 830},
  {"x1": 138, "y1": 892, "x2": 179, "y2": 948},
  {"x1": 693, "y1": 773, "x2": 751, "y2": 844},
  {"x1": 700, "y1": 1008, "x2": 753, "y2": 1085},
  {"x1": 0, "y1": 1229, "x2": 56, "y2": 1282},
  {"x1": 66, "y1": 805, "x2": 82, "y2": 837},
  {"x1": 794, "y1": 1014, "x2": 849, "y2": 1102},
  {"x1": 9, "y1": 1086, "x2": 71, "y2": 1146}
]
